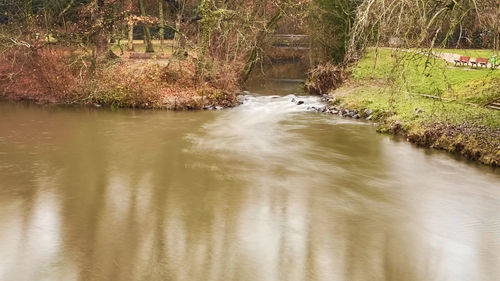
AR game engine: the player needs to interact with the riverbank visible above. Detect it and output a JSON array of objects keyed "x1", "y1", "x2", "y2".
[
  {"x1": 0, "y1": 46, "x2": 239, "y2": 110},
  {"x1": 326, "y1": 48, "x2": 500, "y2": 166}
]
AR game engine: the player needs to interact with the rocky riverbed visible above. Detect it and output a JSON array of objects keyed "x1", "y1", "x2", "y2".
[{"x1": 288, "y1": 94, "x2": 375, "y2": 121}]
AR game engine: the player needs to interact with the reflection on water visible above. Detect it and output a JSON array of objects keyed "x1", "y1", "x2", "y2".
[
  {"x1": 245, "y1": 60, "x2": 309, "y2": 96},
  {"x1": 0, "y1": 99, "x2": 499, "y2": 281}
]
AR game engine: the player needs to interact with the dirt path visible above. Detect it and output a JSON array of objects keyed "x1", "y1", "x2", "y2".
[
  {"x1": 384, "y1": 47, "x2": 496, "y2": 68},
  {"x1": 424, "y1": 50, "x2": 494, "y2": 68},
  {"x1": 433, "y1": 52, "x2": 460, "y2": 64}
]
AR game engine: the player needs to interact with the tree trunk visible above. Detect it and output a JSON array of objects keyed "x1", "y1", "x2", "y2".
[
  {"x1": 95, "y1": 30, "x2": 110, "y2": 58},
  {"x1": 241, "y1": 47, "x2": 259, "y2": 82},
  {"x1": 174, "y1": 15, "x2": 185, "y2": 48},
  {"x1": 241, "y1": 9, "x2": 284, "y2": 82},
  {"x1": 494, "y1": 32, "x2": 499, "y2": 57},
  {"x1": 128, "y1": 20, "x2": 134, "y2": 51},
  {"x1": 196, "y1": 0, "x2": 211, "y2": 80},
  {"x1": 93, "y1": 0, "x2": 111, "y2": 60},
  {"x1": 127, "y1": 0, "x2": 134, "y2": 51},
  {"x1": 496, "y1": 5, "x2": 499, "y2": 56},
  {"x1": 25, "y1": 0, "x2": 33, "y2": 38},
  {"x1": 138, "y1": 0, "x2": 154, "y2": 53},
  {"x1": 158, "y1": 0, "x2": 165, "y2": 46},
  {"x1": 497, "y1": 2, "x2": 500, "y2": 56}
]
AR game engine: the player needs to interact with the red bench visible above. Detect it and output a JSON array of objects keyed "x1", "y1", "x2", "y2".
[
  {"x1": 471, "y1": 57, "x2": 489, "y2": 68},
  {"x1": 454, "y1": 56, "x2": 470, "y2": 66}
]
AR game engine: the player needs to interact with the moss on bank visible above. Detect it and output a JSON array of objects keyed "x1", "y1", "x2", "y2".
[{"x1": 329, "y1": 49, "x2": 500, "y2": 166}]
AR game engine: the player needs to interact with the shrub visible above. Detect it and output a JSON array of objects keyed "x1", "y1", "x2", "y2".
[
  {"x1": 306, "y1": 62, "x2": 345, "y2": 95},
  {"x1": 0, "y1": 46, "x2": 239, "y2": 110},
  {"x1": 0, "y1": 46, "x2": 80, "y2": 103}
]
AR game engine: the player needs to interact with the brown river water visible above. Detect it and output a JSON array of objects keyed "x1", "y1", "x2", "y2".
[{"x1": 0, "y1": 85, "x2": 499, "y2": 281}]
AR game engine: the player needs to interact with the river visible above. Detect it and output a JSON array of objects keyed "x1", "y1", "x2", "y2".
[{"x1": 0, "y1": 86, "x2": 499, "y2": 281}]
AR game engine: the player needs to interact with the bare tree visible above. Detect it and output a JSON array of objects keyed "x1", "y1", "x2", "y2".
[
  {"x1": 138, "y1": 0, "x2": 154, "y2": 52},
  {"x1": 345, "y1": 0, "x2": 492, "y2": 63},
  {"x1": 158, "y1": 0, "x2": 165, "y2": 46}
]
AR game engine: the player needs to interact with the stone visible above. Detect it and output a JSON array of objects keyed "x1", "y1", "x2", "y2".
[
  {"x1": 366, "y1": 115, "x2": 373, "y2": 121},
  {"x1": 297, "y1": 101, "x2": 305, "y2": 105},
  {"x1": 364, "y1": 109, "x2": 373, "y2": 116},
  {"x1": 354, "y1": 114, "x2": 361, "y2": 119}
]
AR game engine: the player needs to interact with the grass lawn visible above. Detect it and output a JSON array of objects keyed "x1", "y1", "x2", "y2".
[
  {"x1": 332, "y1": 48, "x2": 500, "y2": 165},
  {"x1": 353, "y1": 48, "x2": 500, "y2": 105},
  {"x1": 339, "y1": 85, "x2": 500, "y2": 128}
]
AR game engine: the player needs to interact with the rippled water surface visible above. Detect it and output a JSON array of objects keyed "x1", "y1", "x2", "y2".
[{"x1": 0, "y1": 94, "x2": 499, "y2": 281}]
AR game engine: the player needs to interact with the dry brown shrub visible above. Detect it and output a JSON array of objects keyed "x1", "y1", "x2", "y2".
[
  {"x1": 0, "y1": 46, "x2": 239, "y2": 110},
  {"x1": 306, "y1": 62, "x2": 345, "y2": 95},
  {"x1": 80, "y1": 59, "x2": 238, "y2": 109},
  {"x1": 0, "y1": 46, "x2": 80, "y2": 103},
  {"x1": 79, "y1": 61, "x2": 164, "y2": 108},
  {"x1": 203, "y1": 61, "x2": 242, "y2": 94}
]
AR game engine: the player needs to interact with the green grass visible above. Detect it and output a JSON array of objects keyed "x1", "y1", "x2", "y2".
[
  {"x1": 336, "y1": 83, "x2": 500, "y2": 165},
  {"x1": 333, "y1": 48, "x2": 500, "y2": 165},
  {"x1": 333, "y1": 49, "x2": 500, "y2": 166},
  {"x1": 353, "y1": 48, "x2": 500, "y2": 105},
  {"x1": 340, "y1": 86, "x2": 500, "y2": 129}
]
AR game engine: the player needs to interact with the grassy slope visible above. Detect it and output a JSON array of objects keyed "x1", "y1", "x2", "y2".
[{"x1": 332, "y1": 48, "x2": 500, "y2": 166}]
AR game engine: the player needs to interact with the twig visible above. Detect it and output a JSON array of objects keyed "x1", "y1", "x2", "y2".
[{"x1": 10, "y1": 38, "x2": 31, "y2": 48}]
